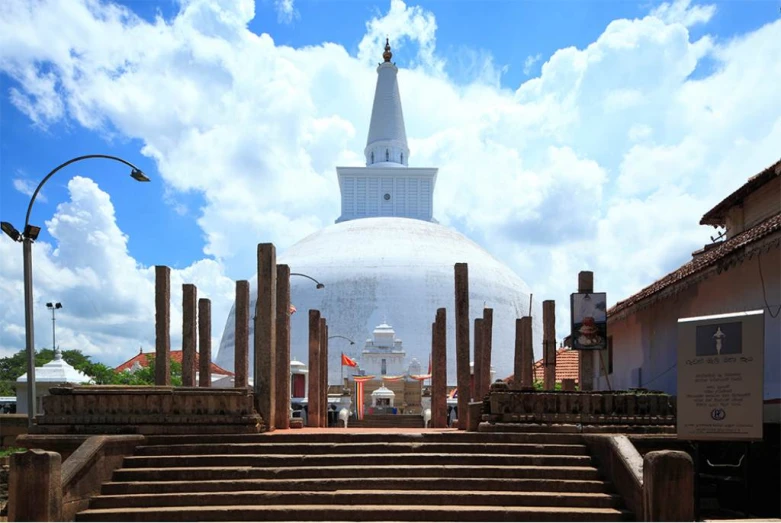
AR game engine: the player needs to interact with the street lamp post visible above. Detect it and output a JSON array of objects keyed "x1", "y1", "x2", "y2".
[
  {"x1": 1, "y1": 154, "x2": 150, "y2": 427},
  {"x1": 45, "y1": 302, "x2": 62, "y2": 353},
  {"x1": 329, "y1": 335, "x2": 356, "y2": 384}
]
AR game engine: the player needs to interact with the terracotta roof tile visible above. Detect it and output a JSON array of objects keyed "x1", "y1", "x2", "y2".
[
  {"x1": 115, "y1": 350, "x2": 234, "y2": 376},
  {"x1": 701, "y1": 159, "x2": 780, "y2": 226},
  {"x1": 609, "y1": 212, "x2": 781, "y2": 318},
  {"x1": 503, "y1": 347, "x2": 580, "y2": 385}
]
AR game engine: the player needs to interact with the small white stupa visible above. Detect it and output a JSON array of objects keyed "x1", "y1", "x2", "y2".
[
  {"x1": 371, "y1": 384, "x2": 396, "y2": 407},
  {"x1": 15, "y1": 348, "x2": 92, "y2": 414}
]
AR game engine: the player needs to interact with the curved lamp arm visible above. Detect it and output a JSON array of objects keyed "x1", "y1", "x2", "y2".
[
  {"x1": 24, "y1": 154, "x2": 149, "y2": 231},
  {"x1": 328, "y1": 335, "x2": 355, "y2": 345},
  {"x1": 290, "y1": 272, "x2": 325, "y2": 289}
]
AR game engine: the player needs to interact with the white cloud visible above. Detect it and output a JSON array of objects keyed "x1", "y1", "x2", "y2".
[
  {"x1": 12, "y1": 177, "x2": 47, "y2": 202},
  {"x1": 0, "y1": 177, "x2": 235, "y2": 364},
  {"x1": 523, "y1": 53, "x2": 541, "y2": 76},
  {"x1": 274, "y1": 0, "x2": 297, "y2": 24},
  {"x1": 651, "y1": 0, "x2": 717, "y2": 28},
  {"x1": 0, "y1": 0, "x2": 779, "y2": 369}
]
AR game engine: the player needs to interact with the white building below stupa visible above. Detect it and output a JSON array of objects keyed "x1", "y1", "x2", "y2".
[{"x1": 215, "y1": 39, "x2": 543, "y2": 384}]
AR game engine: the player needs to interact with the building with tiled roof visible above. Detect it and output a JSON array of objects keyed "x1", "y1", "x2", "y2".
[
  {"x1": 503, "y1": 347, "x2": 581, "y2": 387},
  {"x1": 596, "y1": 159, "x2": 780, "y2": 423},
  {"x1": 115, "y1": 349, "x2": 234, "y2": 383}
]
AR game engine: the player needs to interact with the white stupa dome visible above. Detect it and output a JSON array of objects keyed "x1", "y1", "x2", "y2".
[
  {"x1": 215, "y1": 217, "x2": 543, "y2": 384},
  {"x1": 215, "y1": 41, "x2": 543, "y2": 384}
]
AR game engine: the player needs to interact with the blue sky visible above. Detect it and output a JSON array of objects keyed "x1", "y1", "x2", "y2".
[
  {"x1": 0, "y1": 0, "x2": 779, "y2": 367},
  {"x1": 2, "y1": 0, "x2": 776, "y2": 270}
]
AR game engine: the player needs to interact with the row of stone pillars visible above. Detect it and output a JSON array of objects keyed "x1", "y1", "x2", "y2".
[
  {"x1": 154, "y1": 266, "x2": 214, "y2": 387},
  {"x1": 426, "y1": 265, "x2": 598, "y2": 429},
  {"x1": 154, "y1": 244, "x2": 326, "y2": 431}
]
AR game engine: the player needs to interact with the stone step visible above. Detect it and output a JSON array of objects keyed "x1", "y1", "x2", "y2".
[
  {"x1": 123, "y1": 453, "x2": 593, "y2": 469},
  {"x1": 76, "y1": 504, "x2": 632, "y2": 522},
  {"x1": 479, "y1": 423, "x2": 676, "y2": 434},
  {"x1": 142, "y1": 432, "x2": 585, "y2": 445},
  {"x1": 133, "y1": 442, "x2": 590, "y2": 457},
  {"x1": 87, "y1": 489, "x2": 624, "y2": 510},
  {"x1": 112, "y1": 464, "x2": 604, "y2": 482},
  {"x1": 102, "y1": 477, "x2": 614, "y2": 495}
]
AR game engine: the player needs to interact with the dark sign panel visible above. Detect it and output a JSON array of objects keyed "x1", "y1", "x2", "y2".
[{"x1": 570, "y1": 292, "x2": 607, "y2": 350}]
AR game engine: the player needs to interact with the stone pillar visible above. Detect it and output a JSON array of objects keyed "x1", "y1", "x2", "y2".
[
  {"x1": 480, "y1": 308, "x2": 493, "y2": 397},
  {"x1": 562, "y1": 378, "x2": 576, "y2": 391},
  {"x1": 432, "y1": 308, "x2": 447, "y2": 428},
  {"x1": 234, "y1": 280, "x2": 250, "y2": 388},
  {"x1": 154, "y1": 265, "x2": 171, "y2": 386},
  {"x1": 473, "y1": 318, "x2": 483, "y2": 401},
  {"x1": 543, "y1": 300, "x2": 556, "y2": 390},
  {"x1": 9, "y1": 449, "x2": 62, "y2": 522},
  {"x1": 308, "y1": 309, "x2": 321, "y2": 428},
  {"x1": 520, "y1": 317, "x2": 534, "y2": 388},
  {"x1": 513, "y1": 318, "x2": 522, "y2": 389},
  {"x1": 320, "y1": 319, "x2": 328, "y2": 428},
  {"x1": 578, "y1": 271, "x2": 595, "y2": 391},
  {"x1": 274, "y1": 265, "x2": 291, "y2": 429},
  {"x1": 643, "y1": 450, "x2": 695, "y2": 521},
  {"x1": 181, "y1": 283, "x2": 197, "y2": 387},
  {"x1": 255, "y1": 243, "x2": 277, "y2": 430},
  {"x1": 198, "y1": 298, "x2": 211, "y2": 387},
  {"x1": 454, "y1": 263, "x2": 470, "y2": 430}
]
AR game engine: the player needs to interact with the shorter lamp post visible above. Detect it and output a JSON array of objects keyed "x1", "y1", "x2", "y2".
[
  {"x1": 1, "y1": 154, "x2": 150, "y2": 427},
  {"x1": 330, "y1": 335, "x2": 356, "y2": 383},
  {"x1": 45, "y1": 302, "x2": 62, "y2": 353}
]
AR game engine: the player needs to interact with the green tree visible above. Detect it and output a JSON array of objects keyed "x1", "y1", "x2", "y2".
[{"x1": 0, "y1": 347, "x2": 186, "y2": 394}]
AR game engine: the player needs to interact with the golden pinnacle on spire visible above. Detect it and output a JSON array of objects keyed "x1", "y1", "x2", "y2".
[{"x1": 383, "y1": 37, "x2": 392, "y2": 62}]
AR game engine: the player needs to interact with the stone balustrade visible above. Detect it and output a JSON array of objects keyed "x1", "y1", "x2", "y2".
[
  {"x1": 33, "y1": 386, "x2": 263, "y2": 434},
  {"x1": 484, "y1": 390, "x2": 676, "y2": 426}
]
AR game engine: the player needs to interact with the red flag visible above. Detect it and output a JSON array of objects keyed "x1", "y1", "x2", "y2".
[
  {"x1": 341, "y1": 353, "x2": 358, "y2": 367},
  {"x1": 289, "y1": 304, "x2": 297, "y2": 315}
]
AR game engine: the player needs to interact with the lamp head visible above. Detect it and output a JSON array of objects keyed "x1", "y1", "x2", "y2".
[
  {"x1": 23, "y1": 225, "x2": 41, "y2": 240},
  {"x1": 56, "y1": 302, "x2": 62, "y2": 309},
  {"x1": 130, "y1": 169, "x2": 151, "y2": 182},
  {"x1": 1, "y1": 222, "x2": 21, "y2": 242},
  {"x1": 316, "y1": 283, "x2": 325, "y2": 289},
  {"x1": 46, "y1": 302, "x2": 53, "y2": 308}
]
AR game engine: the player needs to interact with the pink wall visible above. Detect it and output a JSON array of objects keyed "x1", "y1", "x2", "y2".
[{"x1": 601, "y1": 242, "x2": 780, "y2": 404}]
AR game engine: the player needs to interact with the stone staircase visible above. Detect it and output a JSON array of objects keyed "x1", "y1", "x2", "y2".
[
  {"x1": 347, "y1": 414, "x2": 425, "y2": 428},
  {"x1": 75, "y1": 432, "x2": 633, "y2": 521}
]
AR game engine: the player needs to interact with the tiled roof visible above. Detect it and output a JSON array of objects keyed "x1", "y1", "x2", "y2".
[
  {"x1": 609, "y1": 212, "x2": 781, "y2": 318},
  {"x1": 115, "y1": 350, "x2": 234, "y2": 376},
  {"x1": 503, "y1": 347, "x2": 580, "y2": 385},
  {"x1": 701, "y1": 159, "x2": 781, "y2": 226}
]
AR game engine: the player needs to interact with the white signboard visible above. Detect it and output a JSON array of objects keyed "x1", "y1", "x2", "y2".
[{"x1": 677, "y1": 310, "x2": 764, "y2": 441}]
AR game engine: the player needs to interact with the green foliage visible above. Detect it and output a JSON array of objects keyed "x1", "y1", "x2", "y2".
[
  {"x1": 0, "y1": 447, "x2": 26, "y2": 457},
  {"x1": 532, "y1": 380, "x2": 565, "y2": 391},
  {"x1": 112, "y1": 356, "x2": 183, "y2": 386},
  {"x1": 0, "y1": 347, "x2": 183, "y2": 394}
]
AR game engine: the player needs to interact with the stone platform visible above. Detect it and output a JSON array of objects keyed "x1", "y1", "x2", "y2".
[{"x1": 33, "y1": 386, "x2": 264, "y2": 435}]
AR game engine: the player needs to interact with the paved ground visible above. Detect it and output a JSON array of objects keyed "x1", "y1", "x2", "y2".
[{"x1": 265, "y1": 427, "x2": 459, "y2": 435}]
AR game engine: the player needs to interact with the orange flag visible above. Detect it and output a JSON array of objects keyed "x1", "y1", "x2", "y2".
[{"x1": 341, "y1": 353, "x2": 358, "y2": 367}]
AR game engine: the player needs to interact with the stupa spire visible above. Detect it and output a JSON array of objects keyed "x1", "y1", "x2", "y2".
[
  {"x1": 364, "y1": 37, "x2": 409, "y2": 167},
  {"x1": 383, "y1": 37, "x2": 392, "y2": 62}
]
